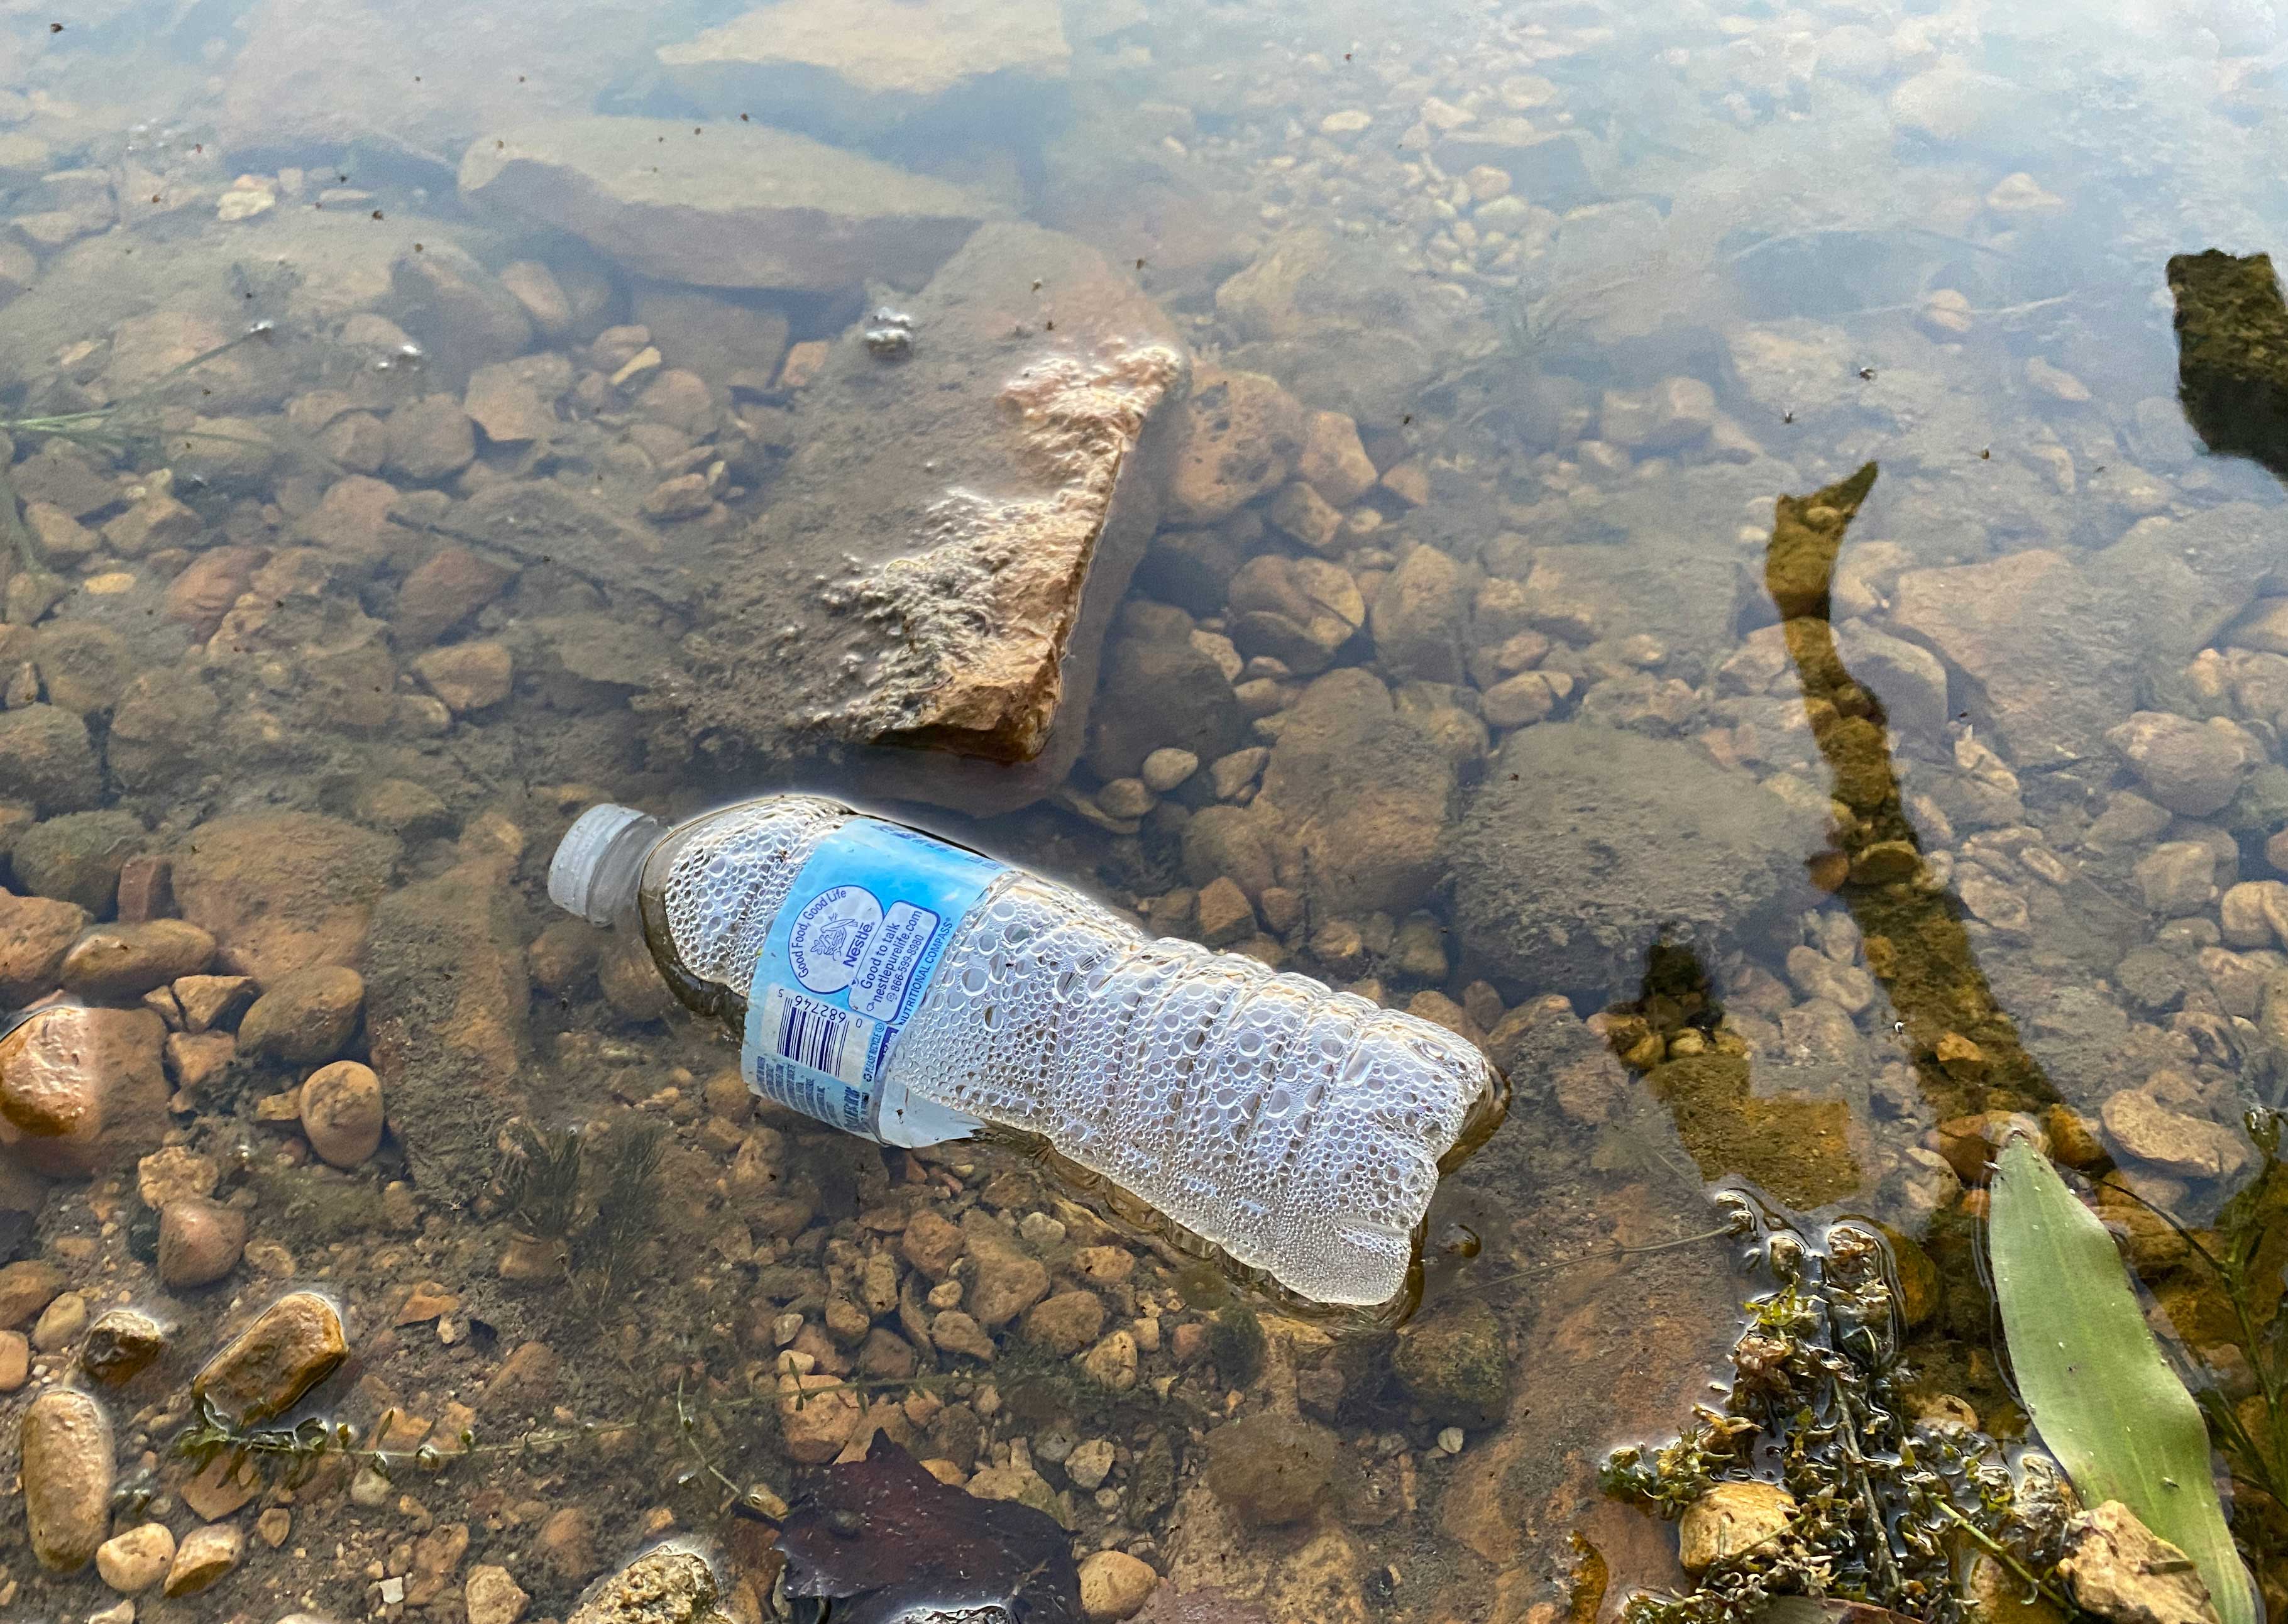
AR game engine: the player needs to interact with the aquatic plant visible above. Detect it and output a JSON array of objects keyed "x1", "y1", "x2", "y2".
[
  {"x1": 495, "y1": 1115, "x2": 667, "y2": 1312},
  {"x1": 1605, "y1": 1197, "x2": 2069, "y2": 1624},
  {"x1": 173, "y1": 1391, "x2": 373, "y2": 1485},
  {"x1": 500, "y1": 1121, "x2": 584, "y2": 1243},
  {"x1": 2032, "y1": 1114, "x2": 2288, "y2": 1589},
  {"x1": 2174, "y1": 1116, "x2": 2288, "y2": 1532},
  {"x1": 1207, "y1": 1302, "x2": 1267, "y2": 1389},
  {"x1": 173, "y1": 1365, "x2": 916, "y2": 1501},
  {"x1": 576, "y1": 1116, "x2": 666, "y2": 1303},
  {"x1": 0, "y1": 322, "x2": 277, "y2": 594}
]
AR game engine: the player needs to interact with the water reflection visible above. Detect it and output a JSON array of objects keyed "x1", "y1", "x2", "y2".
[
  {"x1": 0, "y1": 1, "x2": 2284, "y2": 1621},
  {"x1": 2173, "y1": 250, "x2": 2288, "y2": 485}
]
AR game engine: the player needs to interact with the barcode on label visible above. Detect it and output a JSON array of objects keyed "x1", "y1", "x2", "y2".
[{"x1": 765, "y1": 987, "x2": 872, "y2": 1087}]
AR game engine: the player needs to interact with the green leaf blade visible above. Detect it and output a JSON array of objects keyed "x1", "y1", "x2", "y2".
[{"x1": 1989, "y1": 1136, "x2": 2256, "y2": 1624}]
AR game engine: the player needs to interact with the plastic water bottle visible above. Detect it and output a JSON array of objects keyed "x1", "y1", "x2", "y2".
[{"x1": 548, "y1": 795, "x2": 1508, "y2": 1312}]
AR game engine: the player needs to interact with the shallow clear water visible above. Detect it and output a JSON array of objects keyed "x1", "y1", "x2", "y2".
[{"x1": 0, "y1": 0, "x2": 2284, "y2": 1620}]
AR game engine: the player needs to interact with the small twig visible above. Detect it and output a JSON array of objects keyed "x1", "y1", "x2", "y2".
[{"x1": 1929, "y1": 1499, "x2": 2081, "y2": 1618}]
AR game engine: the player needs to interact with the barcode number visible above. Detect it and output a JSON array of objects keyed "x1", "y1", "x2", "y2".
[{"x1": 766, "y1": 987, "x2": 872, "y2": 1086}]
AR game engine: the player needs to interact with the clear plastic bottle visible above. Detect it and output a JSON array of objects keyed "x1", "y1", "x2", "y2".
[{"x1": 549, "y1": 795, "x2": 1507, "y2": 1315}]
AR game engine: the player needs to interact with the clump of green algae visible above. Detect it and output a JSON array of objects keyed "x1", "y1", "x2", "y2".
[{"x1": 1604, "y1": 1200, "x2": 2072, "y2": 1624}]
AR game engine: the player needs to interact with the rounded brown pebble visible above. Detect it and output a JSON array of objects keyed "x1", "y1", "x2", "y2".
[
  {"x1": 0, "y1": 1327, "x2": 30, "y2": 1391},
  {"x1": 1203, "y1": 1412, "x2": 1339, "y2": 1527},
  {"x1": 190, "y1": 1290, "x2": 347, "y2": 1424},
  {"x1": 97, "y1": 1522, "x2": 175, "y2": 1593},
  {"x1": 163, "y1": 1520, "x2": 244, "y2": 1596},
  {"x1": 31, "y1": 1287, "x2": 87, "y2": 1351},
  {"x1": 82, "y1": 1307, "x2": 168, "y2": 1386},
  {"x1": 899, "y1": 1209, "x2": 964, "y2": 1280},
  {"x1": 235, "y1": 965, "x2": 364, "y2": 1063},
  {"x1": 1023, "y1": 1290, "x2": 1108, "y2": 1356},
  {"x1": 2042, "y1": 1104, "x2": 2108, "y2": 1170},
  {"x1": 0, "y1": 1257, "x2": 66, "y2": 1327},
  {"x1": 1079, "y1": 1550, "x2": 1160, "y2": 1621},
  {"x1": 300, "y1": 1060, "x2": 385, "y2": 1168},
  {"x1": 157, "y1": 1197, "x2": 249, "y2": 1288},
  {"x1": 1679, "y1": 1481, "x2": 1796, "y2": 1574},
  {"x1": 23, "y1": 1385, "x2": 115, "y2": 1571},
  {"x1": 525, "y1": 919, "x2": 599, "y2": 999},
  {"x1": 58, "y1": 919, "x2": 216, "y2": 1000},
  {"x1": 597, "y1": 938, "x2": 678, "y2": 1023}
]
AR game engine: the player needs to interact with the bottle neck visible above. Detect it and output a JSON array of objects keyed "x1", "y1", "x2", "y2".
[
  {"x1": 586, "y1": 816, "x2": 665, "y2": 925},
  {"x1": 549, "y1": 805, "x2": 667, "y2": 927}
]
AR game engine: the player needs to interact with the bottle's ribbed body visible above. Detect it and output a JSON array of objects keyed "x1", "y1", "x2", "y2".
[{"x1": 631, "y1": 795, "x2": 1506, "y2": 1310}]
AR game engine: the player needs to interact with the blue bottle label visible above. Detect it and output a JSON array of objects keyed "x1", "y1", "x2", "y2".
[{"x1": 742, "y1": 818, "x2": 1001, "y2": 1137}]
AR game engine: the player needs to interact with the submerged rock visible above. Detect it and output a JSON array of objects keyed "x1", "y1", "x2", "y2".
[
  {"x1": 1225, "y1": 554, "x2": 1363, "y2": 674},
  {"x1": 300, "y1": 1061, "x2": 387, "y2": 1169},
  {"x1": 174, "y1": 815, "x2": 399, "y2": 987},
  {"x1": 449, "y1": 482, "x2": 697, "y2": 617},
  {"x1": 1449, "y1": 723, "x2": 1825, "y2": 999},
  {"x1": 1164, "y1": 368, "x2": 1305, "y2": 524},
  {"x1": 459, "y1": 117, "x2": 999, "y2": 293},
  {"x1": 660, "y1": 0, "x2": 1070, "y2": 138},
  {"x1": 1085, "y1": 606, "x2": 1245, "y2": 782},
  {"x1": 1891, "y1": 504, "x2": 2277, "y2": 768},
  {"x1": 2059, "y1": 1500, "x2": 2227, "y2": 1624},
  {"x1": 1504, "y1": 539, "x2": 1749, "y2": 686},
  {"x1": 158, "y1": 1197, "x2": 249, "y2": 1288},
  {"x1": 2106, "y1": 712, "x2": 2257, "y2": 816},
  {"x1": 568, "y1": 1548, "x2": 734, "y2": 1624},
  {"x1": 629, "y1": 284, "x2": 790, "y2": 397},
  {"x1": 1251, "y1": 668, "x2": 1456, "y2": 918},
  {"x1": 219, "y1": 0, "x2": 659, "y2": 165},
  {"x1": 1392, "y1": 1298, "x2": 1510, "y2": 1427},
  {"x1": 58, "y1": 919, "x2": 217, "y2": 1001},
  {"x1": 1678, "y1": 1482, "x2": 1798, "y2": 1576},
  {"x1": 11, "y1": 811, "x2": 148, "y2": 916},
  {"x1": 776, "y1": 1436, "x2": 1080, "y2": 1621},
  {"x1": 236, "y1": 966, "x2": 365, "y2": 1063},
  {"x1": 1204, "y1": 1412, "x2": 1341, "y2": 1528},
  {"x1": 1214, "y1": 224, "x2": 1468, "y2": 420},
  {"x1": 162, "y1": 1521, "x2": 245, "y2": 1596},
  {"x1": 80, "y1": 1307, "x2": 167, "y2": 1386},
  {"x1": 0, "y1": 891, "x2": 88, "y2": 1005},
  {"x1": 364, "y1": 859, "x2": 526, "y2": 1191},
  {"x1": 0, "y1": 1004, "x2": 170, "y2": 1177},
  {"x1": 678, "y1": 222, "x2": 1188, "y2": 813},
  {"x1": 191, "y1": 1290, "x2": 349, "y2": 1425},
  {"x1": 0, "y1": 706, "x2": 102, "y2": 816},
  {"x1": 22, "y1": 1385, "x2": 113, "y2": 1571},
  {"x1": 95, "y1": 1522, "x2": 175, "y2": 1592}
]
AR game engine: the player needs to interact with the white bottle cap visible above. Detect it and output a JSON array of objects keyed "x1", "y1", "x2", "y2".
[{"x1": 548, "y1": 803, "x2": 652, "y2": 924}]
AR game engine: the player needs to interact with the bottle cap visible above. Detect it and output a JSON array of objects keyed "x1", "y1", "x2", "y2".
[{"x1": 548, "y1": 804, "x2": 651, "y2": 924}]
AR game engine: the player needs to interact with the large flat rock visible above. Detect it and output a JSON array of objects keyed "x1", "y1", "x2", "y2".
[
  {"x1": 676, "y1": 222, "x2": 1188, "y2": 813},
  {"x1": 1447, "y1": 722, "x2": 1827, "y2": 1001},
  {"x1": 659, "y1": 0, "x2": 1069, "y2": 138},
  {"x1": 1890, "y1": 549, "x2": 2121, "y2": 771},
  {"x1": 1506, "y1": 533, "x2": 1757, "y2": 684},
  {"x1": 1214, "y1": 224, "x2": 1469, "y2": 421},
  {"x1": 1890, "y1": 503, "x2": 2279, "y2": 769},
  {"x1": 458, "y1": 118, "x2": 1003, "y2": 292},
  {"x1": 365, "y1": 857, "x2": 527, "y2": 1192},
  {"x1": 221, "y1": 0, "x2": 658, "y2": 166}
]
